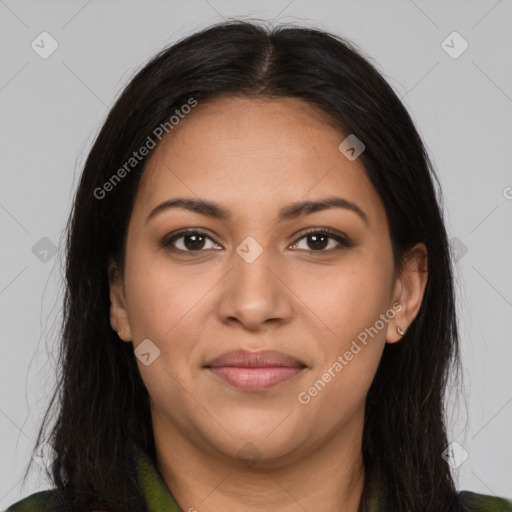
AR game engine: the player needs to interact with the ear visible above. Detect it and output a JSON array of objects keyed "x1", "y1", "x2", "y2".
[
  {"x1": 386, "y1": 242, "x2": 428, "y2": 344},
  {"x1": 108, "y1": 259, "x2": 132, "y2": 342}
]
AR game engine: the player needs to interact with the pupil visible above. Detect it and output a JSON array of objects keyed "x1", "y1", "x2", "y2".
[
  {"x1": 184, "y1": 234, "x2": 205, "y2": 250},
  {"x1": 309, "y1": 234, "x2": 327, "y2": 250}
]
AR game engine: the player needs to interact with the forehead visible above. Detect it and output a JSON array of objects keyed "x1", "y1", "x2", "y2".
[{"x1": 133, "y1": 96, "x2": 386, "y2": 227}]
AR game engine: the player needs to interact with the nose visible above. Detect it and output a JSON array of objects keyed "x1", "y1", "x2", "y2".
[{"x1": 216, "y1": 241, "x2": 294, "y2": 332}]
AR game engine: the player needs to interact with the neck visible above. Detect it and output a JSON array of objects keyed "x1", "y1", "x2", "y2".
[{"x1": 153, "y1": 412, "x2": 366, "y2": 512}]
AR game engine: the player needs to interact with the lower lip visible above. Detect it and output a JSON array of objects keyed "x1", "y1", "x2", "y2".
[{"x1": 207, "y1": 366, "x2": 305, "y2": 391}]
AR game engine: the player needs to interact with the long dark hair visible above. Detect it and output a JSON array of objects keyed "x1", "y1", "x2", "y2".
[{"x1": 24, "y1": 19, "x2": 463, "y2": 511}]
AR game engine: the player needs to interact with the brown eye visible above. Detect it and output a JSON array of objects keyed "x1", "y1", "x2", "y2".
[
  {"x1": 181, "y1": 233, "x2": 207, "y2": 250},
  {"x1": 290, "y1": 228, "x2": 353, "y2": 252},
  {"x1": 161, "y1": 230, "x2": 221, "y2": 253}
]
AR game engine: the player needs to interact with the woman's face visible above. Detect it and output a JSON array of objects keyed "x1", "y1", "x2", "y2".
[{"x1": 110, "y1": 96, "x2": 426, "y2": 467}]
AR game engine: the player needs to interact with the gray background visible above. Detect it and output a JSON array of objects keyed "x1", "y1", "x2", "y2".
[{"x1": 1, "y1": 0, "x2": 511, "y2": 507}]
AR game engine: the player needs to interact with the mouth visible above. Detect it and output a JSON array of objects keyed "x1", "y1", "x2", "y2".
[{"x1": 203, "y1": 349, "x2": 307, "y2": 392}]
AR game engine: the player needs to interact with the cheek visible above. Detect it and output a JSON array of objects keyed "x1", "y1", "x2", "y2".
[
  {"x1": 123, "y1": 245, "x2": 208, "y2": 341},
  {"x1": 292, "y1": 248, "x2": 393, "y2": 405},
  {"x1": 292, "y1": 253, "x2": 393, "y2": 339},
  {"x1": 296, "y1": 266, "x2": 390, "y2": 421},
  {"x1": 123, "y1": 252, "x2": 207, "y2": 413}
]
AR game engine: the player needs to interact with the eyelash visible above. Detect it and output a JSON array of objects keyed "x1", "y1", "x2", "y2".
[{"x1": 160, "y1": 227, "x2": 354, "y2": 254}]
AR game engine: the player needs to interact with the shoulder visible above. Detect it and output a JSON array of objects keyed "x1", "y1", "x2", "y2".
[
  {"x1": 3, "y1": 488, "x2": 100, "y2": 512},
  {"x1": 4, "y1": 489, "x2": 62, "y2": 511},
  {"x1": 459, "y1": 490, "x2": 512, "y2": 511}
]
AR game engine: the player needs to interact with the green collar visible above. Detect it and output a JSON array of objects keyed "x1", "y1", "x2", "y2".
[{"x1": 134, "y1": 446, "x2": 182, "y2": 512}]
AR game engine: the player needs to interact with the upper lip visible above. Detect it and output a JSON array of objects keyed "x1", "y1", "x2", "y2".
[{"x1": 204, "y1": 349, "x2": 306, "y2": 368}]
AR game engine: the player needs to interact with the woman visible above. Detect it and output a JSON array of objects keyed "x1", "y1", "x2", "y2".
[{"x1": 5, "y1": 20, "x2": 511, "y2": 512}]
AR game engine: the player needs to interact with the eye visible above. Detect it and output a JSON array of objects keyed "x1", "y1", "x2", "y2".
[
  {"x1": 289, "y1": 228, "x2": 353, "y2": 252},
  {"x1": 160, "y1": 227, "x2": 354, "y2": 254},
  {"x1": 160, "y1": 229, "x2": 221, "y2": 253}
]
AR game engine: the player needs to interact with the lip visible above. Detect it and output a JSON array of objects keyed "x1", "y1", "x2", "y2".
[{"x1": 204, "y1": 349, "x2": 307, "y2": 391}]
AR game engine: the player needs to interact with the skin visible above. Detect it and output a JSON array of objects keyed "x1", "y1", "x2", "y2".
[{"x1": 109, "y1": 96, "x2": 428, "y2": 512}]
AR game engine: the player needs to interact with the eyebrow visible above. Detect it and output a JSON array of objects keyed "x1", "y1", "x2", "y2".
[{"x1": 145, "y1": 196, "x2": 368, "y2": 226}]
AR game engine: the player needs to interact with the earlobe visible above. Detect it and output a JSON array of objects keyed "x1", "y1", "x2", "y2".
[
  {"x1": 386, "y1": 243, "x2": 428, "y2": 344},
  {"x1": 108, "y1": 259, "x2": 132, "y2": 342}
]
